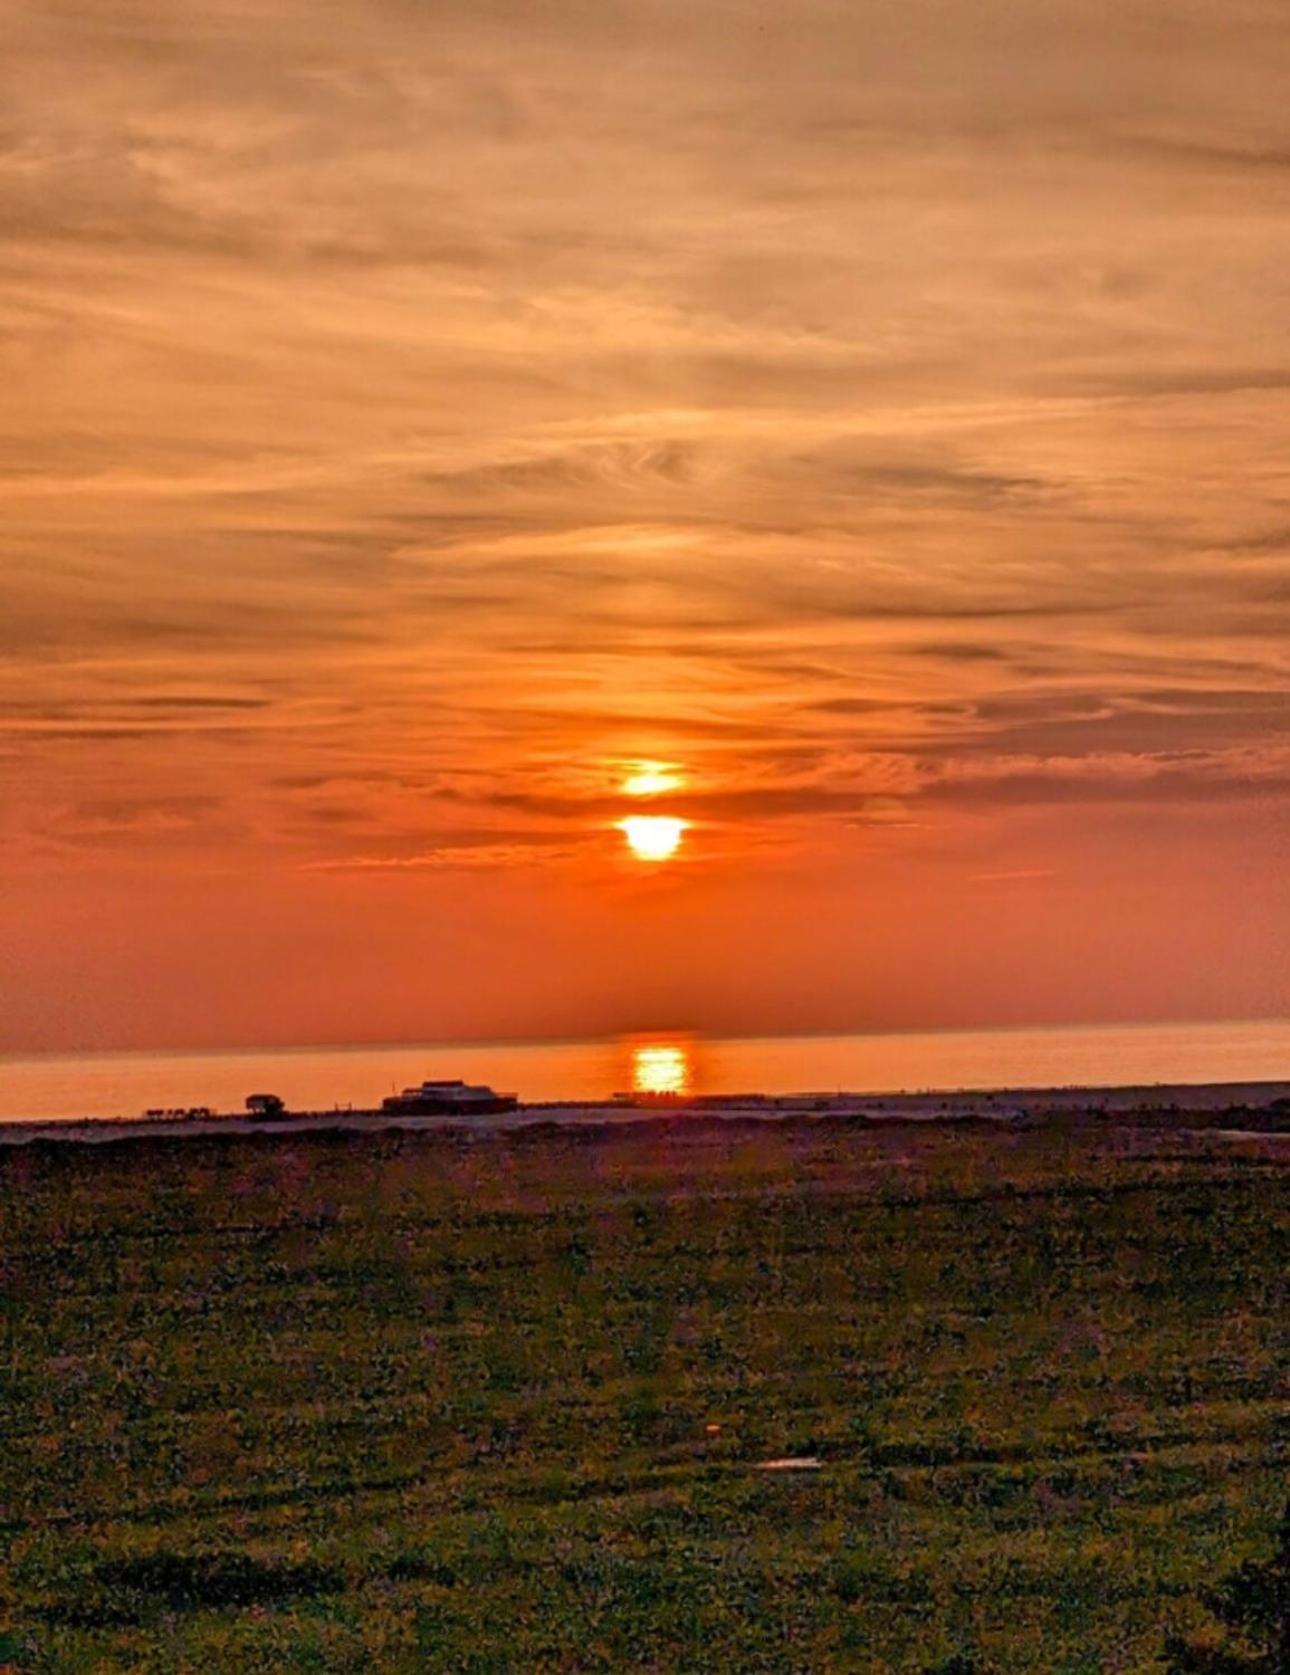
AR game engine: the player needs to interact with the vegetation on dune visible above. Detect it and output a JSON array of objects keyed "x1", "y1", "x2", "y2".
[
  {"x1": 1162, "y1": 1500, "x2": 1290, "y2": 1673},
  {"x1": 0, "y1": 1122, "x2": 1285, "y2": 1670}
]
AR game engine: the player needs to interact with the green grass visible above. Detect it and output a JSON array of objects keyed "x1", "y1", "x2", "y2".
[{"x1": 0, "y1": 1121, "x2": 1286, "y2": 1670}]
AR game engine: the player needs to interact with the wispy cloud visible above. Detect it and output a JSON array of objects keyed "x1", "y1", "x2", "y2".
[{"x1": 2, "y1": 0, "x2": 1289, "y2": 1045}]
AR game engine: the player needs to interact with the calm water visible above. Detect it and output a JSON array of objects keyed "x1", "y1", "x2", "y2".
[{"x1": 2, "y1": 1018, "x2": 1289, "y2": 1122}]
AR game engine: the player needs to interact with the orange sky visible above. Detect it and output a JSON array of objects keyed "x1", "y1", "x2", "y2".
[{"x1": 1, "y1": 0, "x2": 1288, "y2": 1052}]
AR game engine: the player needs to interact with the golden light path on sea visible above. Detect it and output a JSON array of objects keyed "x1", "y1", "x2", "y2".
[{"x1": 631, "y1": 1042, "x2": 692, "y2": 1097}]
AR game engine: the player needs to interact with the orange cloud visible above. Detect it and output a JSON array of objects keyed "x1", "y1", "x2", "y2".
[{"x1": 1, "y1": 0, "x2": 1288, "y2": 1048}]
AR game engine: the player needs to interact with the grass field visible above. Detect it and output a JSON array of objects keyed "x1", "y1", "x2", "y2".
[{"x1": 1, "y1": 1118, "x2": 1286, "y2": 1671}]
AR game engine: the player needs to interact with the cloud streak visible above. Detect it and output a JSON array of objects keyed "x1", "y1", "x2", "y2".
[{"x1": 1, "y1": 0, "x2": 1288, "y2": 1046}]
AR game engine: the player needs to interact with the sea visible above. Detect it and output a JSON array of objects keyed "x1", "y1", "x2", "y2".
[{"x1": 1, "y1": 1017, "x2": 1289, "y2": 1124}]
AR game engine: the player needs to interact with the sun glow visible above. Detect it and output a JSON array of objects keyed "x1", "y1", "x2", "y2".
[
  {"x1": 618, "y1": 815, "x2": 688, "y2": 862},
  {"x1": 632, "y1": 1042, "x2": 692, "y2": 1097},
  {"x1": 622, "y1": 764, "x2": 684, "y2": 797}
]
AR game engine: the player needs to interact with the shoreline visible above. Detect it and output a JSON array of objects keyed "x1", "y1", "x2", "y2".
[{"x1": 2, "y1": 1076, "x2": 1288, "y2": 1147}]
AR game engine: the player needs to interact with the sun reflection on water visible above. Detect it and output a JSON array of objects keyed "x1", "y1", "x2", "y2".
[{"x1": 631, "y1": 1042, "x2": 692, "y2": 1098}]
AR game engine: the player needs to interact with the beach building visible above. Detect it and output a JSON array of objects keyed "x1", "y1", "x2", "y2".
[{"x1": 382, "y1": 1079, "x2": 518, "y2": 1116}]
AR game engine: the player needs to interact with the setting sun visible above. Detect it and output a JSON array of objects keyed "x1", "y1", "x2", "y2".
[
  {"x1": 621, "y1": 764, "x2": 684, "y2": 798},
  {"x1": 618, "y1": 815, "x2": 688, "y2": 862}
]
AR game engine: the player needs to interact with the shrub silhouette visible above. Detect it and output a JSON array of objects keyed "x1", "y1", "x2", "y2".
[
  {"x1": 1163, "y1": 1501, "x2": 1290, "y2": 1673},
  {"x1": 43, "y1": 1551, "x2": 344, "y2": 1626}
]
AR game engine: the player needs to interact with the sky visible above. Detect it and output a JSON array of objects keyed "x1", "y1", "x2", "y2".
[{"x1": 1, "y1": 0, "x2": 1288, "y2": 1053}]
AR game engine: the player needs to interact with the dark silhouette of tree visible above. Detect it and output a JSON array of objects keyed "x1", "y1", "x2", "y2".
[{"x1": 1163, "y1": 1501, "x2": 1290, "y2": 1673}]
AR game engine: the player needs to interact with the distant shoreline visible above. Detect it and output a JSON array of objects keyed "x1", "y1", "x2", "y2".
[{"x1": 2, "y1": 1078, "x2": 1288, "y2": 1148}]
